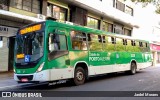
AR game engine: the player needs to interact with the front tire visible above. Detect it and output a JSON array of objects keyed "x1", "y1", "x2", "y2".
[{"x1": 73, "y1": 67, "x2": 86, "y2": 85}]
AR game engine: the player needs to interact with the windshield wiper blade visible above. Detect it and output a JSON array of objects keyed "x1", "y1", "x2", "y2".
[{"x1": 17, "y1": 35, "x2": 24, "y2": 46}]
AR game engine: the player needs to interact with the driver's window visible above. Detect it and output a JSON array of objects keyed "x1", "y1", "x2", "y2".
[
  {"x1": 48, "y1": 34, "x2": 67, "y2": 53},
  {"x1": 49, "y1": 34, "x2": 59, "y2": 52}
]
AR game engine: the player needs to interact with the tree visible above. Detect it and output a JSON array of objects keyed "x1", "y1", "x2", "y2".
[{"x1": 130, "y1": 0, "x2": 160, "y2": 14}]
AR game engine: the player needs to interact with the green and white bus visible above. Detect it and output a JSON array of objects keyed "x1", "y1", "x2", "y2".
[{"x1": 14, "y1": 20, "x2": 152, "y2": 85}]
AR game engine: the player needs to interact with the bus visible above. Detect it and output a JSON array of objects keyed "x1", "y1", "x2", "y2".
[{"x1": 14, "y1": 20, "x2": 152, "y2": 85}]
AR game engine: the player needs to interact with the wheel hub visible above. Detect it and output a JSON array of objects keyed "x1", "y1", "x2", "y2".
[{"x1": 76, "y1": 71, "x2": 83, "y2": 81}]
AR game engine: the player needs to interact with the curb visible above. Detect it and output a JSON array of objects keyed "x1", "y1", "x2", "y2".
[{"x1": 0, "y1": 71, "x2": 13, "y2": 74}]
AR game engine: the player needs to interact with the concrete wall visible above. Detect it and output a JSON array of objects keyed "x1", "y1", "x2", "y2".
[{"x1": 0, "y1": 37, "x2": 8, "y2": 71}]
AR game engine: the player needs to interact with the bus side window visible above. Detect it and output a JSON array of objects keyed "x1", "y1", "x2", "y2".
[
  {"x1": 98, "y1": 35, "x2": 102, "y2": 42},
  {"x1": 102, "y1": 36, "x2": 106, "y2": 43},
  {"x1": 146, "y1": 43, "x2": 150, "y2": 52},
  {"x1": 70, "y1": 31, "x2": 87, "y2": 50},
  {"x1": 49, "y1": 34, "x2": 59, "y2": 52},
  {"x1": 125, "y1": 39, "x2": 127, "y2": 45},
  {"x1": 134, "y1": 41, "x2": 136, "y2": 46},
  {"x1": 116, "y1": 38, "x2": 125, "y2": 51},
  {"x1": 131, "y1": 40, "x2": 134, "y2": 46},
  {"x1": 123, "y1": 39, "x2": 125, "y2": 45},
  {"x1": 81, "y1": 33, "x2": 87, "y2": 50},
  {"x1": 88, "y1": 34, "x2": 102, "y2": 51},
  {"x1": 71, "y1": 30, "x2": 79, "y2": 50},
  {"x1": 143, "y1": 42, "x2": 148, "y2": 52},
  {"x1": 49, "y1": 34, "x2": 67, "y2": 52},
  {"x1": 111, "y1": 37, "x2": 116, "y2": 44},
  {"x1": 48, "y1": 33, "x2": 68, "y2": 60},
  {"x1": 123, "y1": 39, "x2": 127, "y2": 45},
  {"x1": 145, "y1": 43, "x2": 148, "y2": 48},
  {"x1": 87, "y1": 34, "x2": 91, "y2": 41},
  {"x1": 139, "y1": 41, "x2": 144, "y2": 52},
  {"x1": 104, "y1": 36, "x2": 115, "y2": 51},
  {"x1": 139, "y1": 42, "x2": 143, "y2": 47},
  {"x1": 135, "y1": 41, "x2": 140, "y2": 52},
  {"x1": 126, "y1": 40, "x2": 133, "y2": 52}
]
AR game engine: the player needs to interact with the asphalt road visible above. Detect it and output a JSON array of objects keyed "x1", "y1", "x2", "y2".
[{"x1": 1, "y1": 66, "x2": 160, "y2": 100}]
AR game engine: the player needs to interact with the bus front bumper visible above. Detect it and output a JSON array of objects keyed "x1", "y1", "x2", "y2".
[{"x1": 14, "y1": 70, "x2": 50, "y2": 83}]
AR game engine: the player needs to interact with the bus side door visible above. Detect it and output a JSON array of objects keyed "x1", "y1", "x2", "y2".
[{"x1": 47, "y1": 27, "x2": 72, "y2": 80}]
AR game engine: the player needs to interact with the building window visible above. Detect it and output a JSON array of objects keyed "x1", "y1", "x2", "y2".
[
  {"x1": 23, "y1": 0, "x2": 31, "y2": 11},
  {"x1": 47, "y1": 3, "x2": 67, "y2": 21},
  {"x1": 116, "y1": 0, "x2": 125, "y2": 12},
  {"x1": 114, "y1": 24, "x2": 123, "y2": 34},
  {"x1": 124, "y1": 28, "x2": 131, "y2": 36},
  {"x1": 32, "y1": 0, "x2": 40, "y2": 13},
  {"x1": 0, "y1": 0, "x2": 9, "y2": 10},
  {"x1": 102, "y1": 21, "x2": 113, "y2": 32},
  {"x1": 125, "y1": 6, "x2": 133, "y2": 16},
  {"x1": 87, "y1": 17, "x2": 100, "y2": 29},
  {"x1": 10, "y1": 0, "x2": 40, "y2": 13},
  {"x1": 106, "y1": 0, "x2": 115, "y2": 7},
  {"x1": 113, "y1": 0, "x2": 116, "y2": 7}
]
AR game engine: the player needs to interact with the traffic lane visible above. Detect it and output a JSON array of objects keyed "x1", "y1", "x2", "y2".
[
  {"x1": 30, "y1": 66, "x2": 160, "y2": 91},
  {"x1": 1, "y1": 66, "x2": 160, "y2": 100},
  {"x1": 0, "y1": 78, "x2": 34, "y2": 90}
]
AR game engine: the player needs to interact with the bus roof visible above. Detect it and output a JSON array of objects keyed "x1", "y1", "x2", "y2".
[{"x1": 21, "y1": 20, "x2": 149, "y2": 43}]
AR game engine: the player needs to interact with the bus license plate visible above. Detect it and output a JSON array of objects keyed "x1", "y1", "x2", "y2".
[{"x1": 21, "y1": 78, "x2": 28, "y2": 82}]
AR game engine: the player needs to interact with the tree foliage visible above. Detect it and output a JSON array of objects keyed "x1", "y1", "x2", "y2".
[{"x1": 130, "y1": 0, "x2": 160, "y2": 14}]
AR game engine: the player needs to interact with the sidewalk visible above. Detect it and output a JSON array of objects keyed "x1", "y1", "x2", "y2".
[
  {"x1": 152, "y1": 63, "x2": 160, "y2": 67},
  {"x1": 0, "y1": 71, "x2": 14, "y2": 79}
]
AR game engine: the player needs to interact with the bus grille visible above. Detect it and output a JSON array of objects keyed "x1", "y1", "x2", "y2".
[{"x1": 17, "y1": 75, "x2": 33, "y2": 81}]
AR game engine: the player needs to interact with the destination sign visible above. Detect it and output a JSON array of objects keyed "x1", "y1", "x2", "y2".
[{"x1": 20, "y1": 24, "x2": 41, "y2": 35}]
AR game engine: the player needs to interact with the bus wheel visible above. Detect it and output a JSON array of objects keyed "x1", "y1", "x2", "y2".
[
  {"x1": 129, "y1": 62, "x2": 137, "y2": 75},
  {"x1": 73, "y1": 67, "x2": 86, "y2": 85}
]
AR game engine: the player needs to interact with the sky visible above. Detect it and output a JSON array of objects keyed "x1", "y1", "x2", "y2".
[{"x1": 133, "y1": 3, "x2": 160, "y2": 42}]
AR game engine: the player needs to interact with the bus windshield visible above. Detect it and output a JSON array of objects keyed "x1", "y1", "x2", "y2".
[{"x1": 15, "y1": 32, "x2": 44, "y2": 64}]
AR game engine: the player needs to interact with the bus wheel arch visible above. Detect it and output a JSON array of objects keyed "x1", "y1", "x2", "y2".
[
  {"x1": 73, "y1": 62, "x2": 88, "y2": 85},
  {"x1": 129, "y1": 60, "x2": 137, "y2": 75}
]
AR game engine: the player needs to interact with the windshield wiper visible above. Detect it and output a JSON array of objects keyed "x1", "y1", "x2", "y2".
[{"x1": 17, "y1": 35, "x2": 24, "y2": 47}]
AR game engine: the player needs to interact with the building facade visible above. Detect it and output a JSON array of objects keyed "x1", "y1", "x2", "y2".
[
  {"x1": 133, "y1": 4, "x2": 160, "y2": 66},
  {"x1": 0, "y1": 0, "x2": 45, "y2": 72},
  {"x1": 0, "y1": 0, "x2": 138, "y2": 72},
  {"x1": 150, "y1": 26, "x2": 160, "y2": 66}
]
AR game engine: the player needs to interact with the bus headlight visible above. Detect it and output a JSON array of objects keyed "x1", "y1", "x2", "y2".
[
  {"x1": 36, "y1": 62, "x2": 45, "y2": 72},
  {"x1": 13, "y1": 68, "x2": 15, "y2": 73}
]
